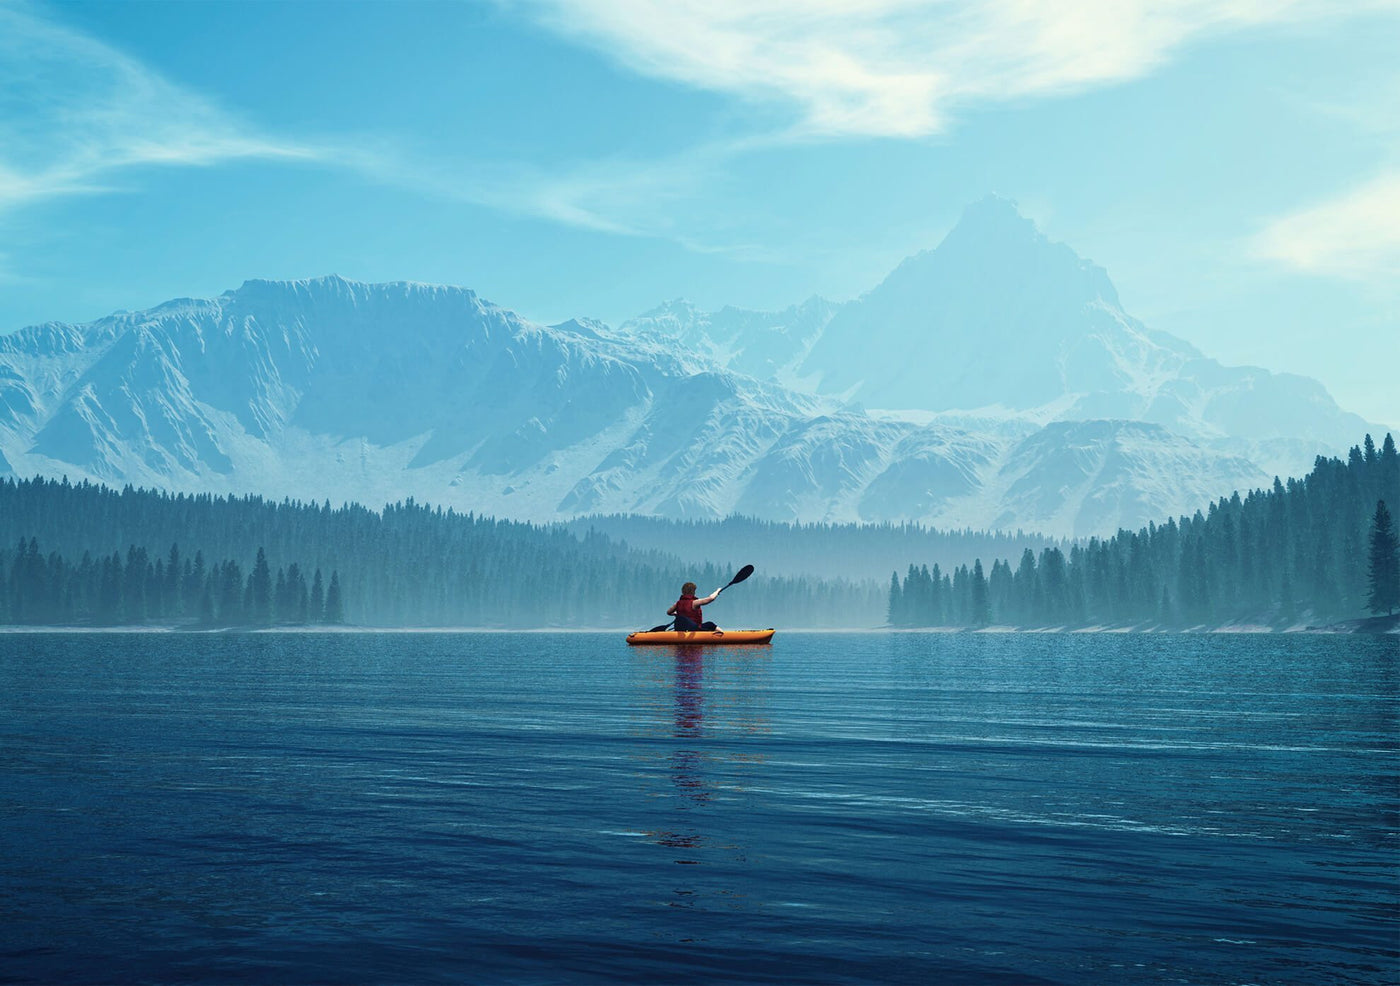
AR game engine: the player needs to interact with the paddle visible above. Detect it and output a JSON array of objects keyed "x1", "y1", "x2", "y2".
[
  {"x1": 716, "y1": 564, "x2": 755, "y2": 595},
  {"x1": 647, "y1": 564, "x2": 754, "y2": 632}
]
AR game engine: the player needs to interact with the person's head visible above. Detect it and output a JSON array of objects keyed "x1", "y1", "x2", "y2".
[{"x1": 682, "y1": 581, "x2": 697, "y2": 596}]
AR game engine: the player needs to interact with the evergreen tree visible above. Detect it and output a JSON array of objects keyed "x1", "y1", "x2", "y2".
[
  {"x1": 186, "y1": 551, "x2": 206, "y2": 616},
  {"x1": 325, "y1": 571, "x2": 345, "y2": 624},
  {"x1": 219, "y1": 562, "x2": 244, "y2": 624},
  {"x1": 165, "y1": 543, "x2": 182, "y2": 618},
  {"x1": 310, "y1": 569, "x2": 325, "y2": 623},
  {"x1": 251, "y1": 547, "x2": 273, "y2": 626},
  {"x1": 287, "y1": 563, "x2": 309, "y2": 623},
  {"x1": 971, "y1": 559, "x2": 990, "y2": 627},
  {"x1": 1366, "y1": 500, "x2": 1400, "y2": 616},
  {"x1": 1013, "y1": 548, "x2": 1037, "y2": 624},
  {"x1": 98, "y1": 551, "x2": 122, "y2": 623},
  {"x1": 274, "y1": 568, "x2": 288, "y2": 622},
  {"x1": 124, "y1": 545, "x2": 149, "y2": 622}
]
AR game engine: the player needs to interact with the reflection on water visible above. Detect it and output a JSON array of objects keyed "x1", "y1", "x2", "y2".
[
  {"x1": 2, "y1": 632, "x2": 1394, "y2": 986},
  {"x1": 631, "y1": 644, "x2": 771, "y2": 864},
  {"x1": 671, "y1": 646, "x2": 708, "y2": 809}
]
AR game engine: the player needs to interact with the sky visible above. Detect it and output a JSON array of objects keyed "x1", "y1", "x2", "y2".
[{"x1": 1, "y1": 0, "x2": 1396, "y2": 427}]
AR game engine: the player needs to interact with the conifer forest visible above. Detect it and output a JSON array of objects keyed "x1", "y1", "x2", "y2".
[
  {"x1": 1, "y1": 433, "x2": 1395, "y2": 631},
  {"x1": 566, "y1": 514, "x2": 1062, "y2": 582},
  {"x1": 889, "y1": 434, "x2": 1400, "y2": 628},
  {"x1": 0, "y1": 478, "x2": 882, "y2": 628}
]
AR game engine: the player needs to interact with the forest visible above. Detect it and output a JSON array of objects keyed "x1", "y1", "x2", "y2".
[
  {"x1": 889, "y1": 434, "x2": 1400, "y2": 628},
  {"x1": 0, "y1": 539, "x2": 344, "y2": 628},
  {"x1": 0, "y1": 479, "x2": 883, "y2": 628},
  {"x1": 566, "y1": 514, "x2": 1061, "y2": 581},
  {"x1": 3, "y1": 433, "x2": 1395, "y2": 631}
]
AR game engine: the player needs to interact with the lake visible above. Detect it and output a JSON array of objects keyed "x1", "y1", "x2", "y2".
[{"x1": 0, "y1": 631, "x2": 1396, "y2": 984}]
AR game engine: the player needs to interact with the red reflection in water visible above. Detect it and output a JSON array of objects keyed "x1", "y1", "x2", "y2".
[{"x1": 672, "y1": 646, "x2": 708, "y2": 805}]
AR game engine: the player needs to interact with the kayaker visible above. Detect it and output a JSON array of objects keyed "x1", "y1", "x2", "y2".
[{"x1": 668, "y1": 581, "x2": 721, "y2": 631}]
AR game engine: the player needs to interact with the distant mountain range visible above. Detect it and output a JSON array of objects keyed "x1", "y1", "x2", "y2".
[{"x1": 0, "y1": 198, "x2": 1380, "y2": 537}]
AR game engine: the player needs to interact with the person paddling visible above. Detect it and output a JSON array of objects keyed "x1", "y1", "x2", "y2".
[{"x1": 668, "y1": 581, "x2": 721, "y2": 631}]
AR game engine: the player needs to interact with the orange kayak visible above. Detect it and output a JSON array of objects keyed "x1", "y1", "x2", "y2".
[{"x1": 625, "y1": 628, "x2": 776, "y2": 646}]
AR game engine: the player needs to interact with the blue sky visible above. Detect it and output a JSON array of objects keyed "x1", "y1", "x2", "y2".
[{"x1": 1, "y1": 0, "x2": 1397, "y2": 426}]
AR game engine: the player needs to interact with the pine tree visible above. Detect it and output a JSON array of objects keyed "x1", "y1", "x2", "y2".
[
  {"x1": 186, "y1": 551, "x2": 205, "y2": 617},
  {"x1": 274, "y1": 568, "x2": 288, "y2": 623},
  {"x1": 1366, "y1": 500, "x2": 1400, "y2": 616},
  {"x1": 251, "y1": 547, "x2": 273, "y2": 625},
  {"x1": 165, "y1": 544, "x2": 181, "y2": 618},
  {"x1": 310, "y1": 569, "x2": 325, "y2": 623},
  {"x1": 971, "y1": 559, "x2": 990, "y2": 627},
  {"x1": 219, "y1": 561, "x2": 243, "y2": 624},
  {"x1": 324, "y1": 571, "x2": 345, "y2": 624}
]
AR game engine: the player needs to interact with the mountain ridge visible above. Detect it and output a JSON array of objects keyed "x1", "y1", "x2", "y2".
[
  {"x1": 0, "y1": 203, "x2": 1376, "y2": 538},
  {"x1": 621, "y1": 197, "x2": 1372, "y2": 459}
]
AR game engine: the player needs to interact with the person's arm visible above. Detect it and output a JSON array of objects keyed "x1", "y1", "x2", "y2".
[
  {"x1": 666, "y1": 601, "x2": 678, "y2": 616},
  {"x1": 698, "y1": 589, "x2": 721, "y2": 606}
]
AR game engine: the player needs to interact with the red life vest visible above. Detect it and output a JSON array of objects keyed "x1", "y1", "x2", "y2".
[{"x1": 674, "y1": 594, "x2": 703, "y2": 625}]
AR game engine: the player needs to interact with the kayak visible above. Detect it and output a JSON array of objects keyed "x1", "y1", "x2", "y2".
[{"x1": 626, "y1": 628, "x2": 776, "y2": 646}]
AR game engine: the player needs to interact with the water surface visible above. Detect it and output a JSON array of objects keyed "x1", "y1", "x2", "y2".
[{"x1": 1, "y1": 631, "x2": 1396, "y2": 984}]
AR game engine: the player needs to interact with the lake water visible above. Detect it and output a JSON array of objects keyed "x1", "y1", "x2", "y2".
[{"x1": 0, "y1": 631, "x2": 1396, "y2": 985}]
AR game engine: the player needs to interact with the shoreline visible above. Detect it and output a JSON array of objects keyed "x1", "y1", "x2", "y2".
[{"x1": 1, "y1": 618, "x2": 1395, "y2": 635}]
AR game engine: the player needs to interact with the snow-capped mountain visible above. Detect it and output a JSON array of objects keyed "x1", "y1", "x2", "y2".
[
  {"x1": 0, "y1": 274, "x2": 1273, "y2": 537},
  {"x1": 622, "y1": 197, "x2": 1373, "y2": 481},
  {"x1": 619, "y1": 296, "x2": 834, "y2": 389},
  {"x1": 0, "y1": 198, "x2": 1376, "y2": 538}
]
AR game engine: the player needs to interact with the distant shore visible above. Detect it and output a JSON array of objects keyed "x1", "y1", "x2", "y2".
[{"x1": 1, "y1": 617, "x2": 1396, "y2": 635}]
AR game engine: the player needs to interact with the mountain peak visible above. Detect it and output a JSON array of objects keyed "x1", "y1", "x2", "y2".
[
  {"x1": 636, "y1": 298, "x2": 701, "y2": 321},
  {"x1": 948, "y1": 194, "x2": 1039, "y2": 244}
]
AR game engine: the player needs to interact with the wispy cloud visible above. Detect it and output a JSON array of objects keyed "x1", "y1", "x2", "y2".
[
  {"x1": 1252, "y1": 171, "x2": 1400, "y2": 278},
  {"x1": 520, "y1": 0, "x2": 1396, "y2": 139},
  {"x1": 5, "y1": 0, "x2": 1396, "y2": 264},
  {"x1": 340, "y1": 134, "x2": 787, "y2": 258},
  {"x1": 0, "y1": 0, "x2": 765, "y2": 255},
  {"x1": 0, "y1": 1, "x2": 320, "y2": 214}
]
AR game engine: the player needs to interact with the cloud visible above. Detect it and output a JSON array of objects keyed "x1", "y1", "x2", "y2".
[
  {"x1": 5, "y1": 0, "x2": 1395, "y2": 264},
  {"x1": 0, "y1": 1, "x2": 768, "y2": 254},
  {"x1": 501, "y1": 0, "x2": 1400, "y2": 245},
  {"x1": 520, "y1": 0, "x2": 1398, "y2": 139},
  {"x1": 0, "y1": 1, "x2": 320, "y2": 214},
  {"x1": 339, "y1": 133, "x2": 787, "y2": 258},
  {"x1": 1252, "y1": 171, "x2": 1400, "y2": 278}
]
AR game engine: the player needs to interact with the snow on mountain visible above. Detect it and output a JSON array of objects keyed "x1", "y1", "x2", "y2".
[
  {"x1": 628, "y1": 197, "x2": 1374, "y2": 480},
  {"x1": 972, "y1": 420, "x2": 1268, "y2": 538},
  {"x1": 0, "y1": 195, "x2": 1373, "y2": 543},
  {"x1": 0, "y1": 276, "x2": 841, "y2": 520},
  {"x1": 800, "y1": 196, "x2": 1198, "y2": 414},
  {"x1": 616, "y1": 296, "x2": 835, "y2": 388}
]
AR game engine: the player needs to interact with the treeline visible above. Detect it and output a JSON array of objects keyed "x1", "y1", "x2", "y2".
[
  {"x1": 0, "y1": 541, "x2": 344, "y2": 627},
  {"x1": 889, "y1": 433, "x2": 1400, "y2": 628},
  {"x1": 567, "y1": 514, "x2": 1062, "y2": 582},
  {"x1": 0, "y1": 477, "x2": 884, "y2": 627}
]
